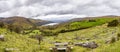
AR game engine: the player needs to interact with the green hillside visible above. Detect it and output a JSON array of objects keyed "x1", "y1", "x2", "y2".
[
  {"x1": 39, "y1": 17, "x2": 117, "y2": 36},
  {"x1": 39, "y1": 23, "x2": 120, "y2": 52}
]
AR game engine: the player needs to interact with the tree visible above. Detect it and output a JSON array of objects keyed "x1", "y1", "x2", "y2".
[
  {"x1": 36, "y1": 35, "x2": 43, "y2": 44},
  {"x1": 30, "y1": 35, "x2": 43, "y2": 44}
]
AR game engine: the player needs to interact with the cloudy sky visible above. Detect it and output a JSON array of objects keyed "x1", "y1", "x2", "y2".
[{"x1": 0, "y1": 0, "x2": 120, "y2": 21}]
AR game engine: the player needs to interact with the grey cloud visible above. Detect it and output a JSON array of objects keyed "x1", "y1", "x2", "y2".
[
  {"x1": 41, "y1": 0, "x2": 69, "y2": 6},
  {"x1": 0, "y1": 0, "x2": 43, "y2": 12},
  {"x1": 0, "y1": 0, "x2": 120, "y2": 18}
]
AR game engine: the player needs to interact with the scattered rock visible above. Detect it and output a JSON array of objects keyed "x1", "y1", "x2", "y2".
[
  {"x1": 4, "y1": 48, "x2": 19, "y2": 52},
  {"x1": 50, "y1": 42, "x2": 73, "y2": 52},
  {"x1": 0, "y1": 35, "x2": 4, "y2": 41},
  {"x1": 75, "y1": 41, "x2": 98, "y2": 49}
]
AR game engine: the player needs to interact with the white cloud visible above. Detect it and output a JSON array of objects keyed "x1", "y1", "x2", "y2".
[{"x1": 34, "y1": 14, "x2": 86, "y2": 22}]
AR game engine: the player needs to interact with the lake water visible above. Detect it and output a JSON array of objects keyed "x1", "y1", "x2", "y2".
[{"x1": 42, "y1": 23, "x2": 59, "y2": 26}]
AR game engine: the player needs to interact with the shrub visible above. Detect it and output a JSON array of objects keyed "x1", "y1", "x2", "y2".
[
  {"x1": 40, "y1": 30, "x2": 58, "y2": 36},
  {"x1": 88, "y1": 19, "x2": 96, "y2": 22},
  {"x1": 110, "y1": 37, "x2": 116, "y2": 43},
  {"x1": 0, "y1": 22, "x2": 6, "y2": 28},
  {"x1": 7, "y1": 24, "x2": 23, "y2": 33},
  {"x1": 117, "y1": 33, "x2": 120, "y2": 37},
  {"x1": 108, "y1": 20, "x2": 119, "y2": 27},
  {"x1": 14, "y1": 26, "x2": 23, "y2": 33}
]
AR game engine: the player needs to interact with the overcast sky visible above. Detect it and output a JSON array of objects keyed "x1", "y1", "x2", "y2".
[{"x1": 0, "y1": 0, "x2": 120, "y2": 21}]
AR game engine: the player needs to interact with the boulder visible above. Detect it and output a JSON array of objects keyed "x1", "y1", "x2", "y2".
[{"x1": 83, "y1": 41, "x2": 98, "y2": 49}]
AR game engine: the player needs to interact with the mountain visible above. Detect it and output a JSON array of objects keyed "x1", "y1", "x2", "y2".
[{"x1": 0, "y1": 16, "x2": 52, "y2": 28}]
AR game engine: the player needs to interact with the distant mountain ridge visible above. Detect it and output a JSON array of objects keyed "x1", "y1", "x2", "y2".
[
  {"x1": 0, "y1": 16, "x2": 52, "y2": 28},
  {"x1": 68, "y1": 15, "x2": 120, "y2": 22}
]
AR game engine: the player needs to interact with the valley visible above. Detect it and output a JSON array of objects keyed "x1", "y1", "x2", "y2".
[{"x1": 0, "y1": 16, "x2": 120, "y2": 52}]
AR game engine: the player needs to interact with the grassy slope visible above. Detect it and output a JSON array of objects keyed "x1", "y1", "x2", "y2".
[
  {"x1": 40, "y1": 17, "x2": 117, "y2": 36},
  {"x1": 43, "y1": 23, "x2": 120, "y2": 52},
  {"x1": 0, "y1": 28, "x2": 51, "y2": 52}
]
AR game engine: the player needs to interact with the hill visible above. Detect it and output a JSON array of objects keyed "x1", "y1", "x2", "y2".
[
  {"x1": 0, "y1": 16, "x2": 52, "y2": 28},
  {"x1": 39, "y1": 16, "x2": 119, "y2": 36}
]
